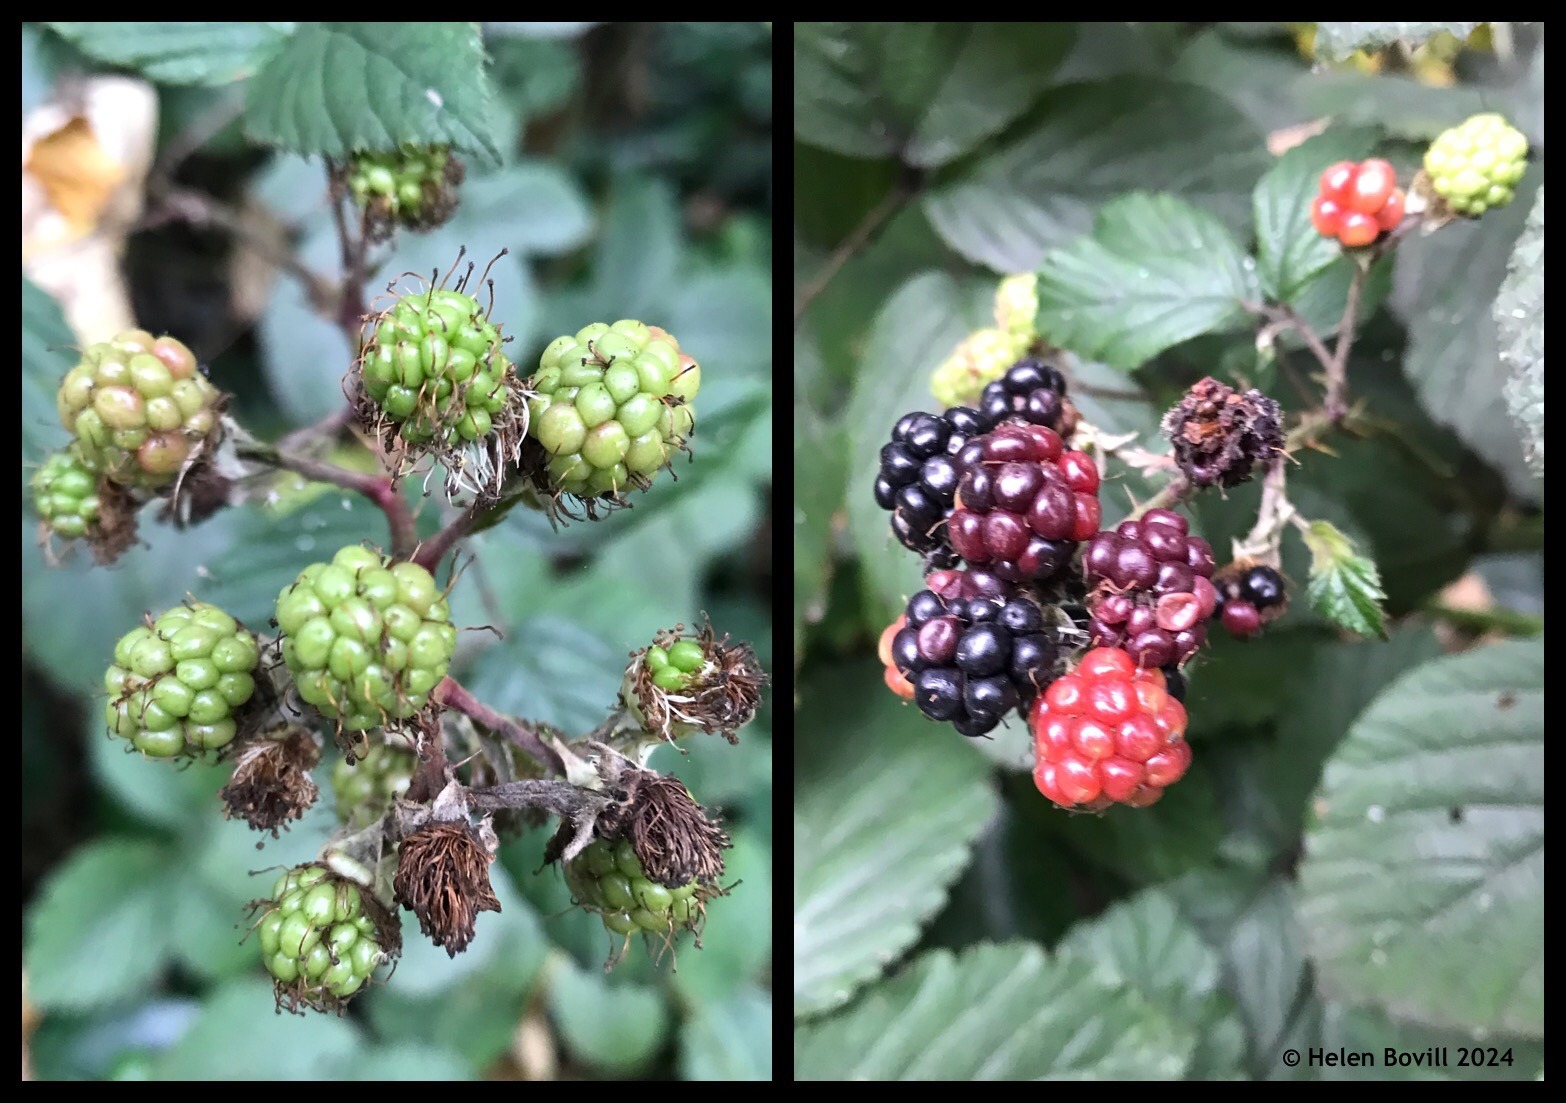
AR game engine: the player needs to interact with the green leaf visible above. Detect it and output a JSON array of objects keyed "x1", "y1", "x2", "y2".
[
  {"x1": 792, "y1": 23, "x2": 1074, "y2": 167},
  {"x1": 333, "y1": 1044, "x2": 475, "y2": 1080},
  {"x1": 1298, "y1": 638, "x2": 1544, "y2": 1036},
  {"x1": 1253, "y1": 128, "x2": 1379, "y2": 301},
  {"x1": 843, "y1": 272, "x2": 988, "y2": 632},
  {"x1": 1034, "y1": 193, "x2": 1260, "y2": 371},
  {"x1": 21, "y1": 277, "x2": 76, "y2": 470},
  {"x1": 669, "y1": 829, "x2": 772, "y2": 1005},
  {"x1": 794, "y1": 661, "x2": 997, "y2": 1018},
  {"x1": 1390, "y1": 169, "x2": 1541, "y2": 499},
  {"x1": 547, "y1": 962, "x2": 670, "y2": 1076},
  {"x1": 152, "y1": 979, "x2": 362, "y2": 1079},
  {"x1": 923, "y1": 77, "x2": 1268, "y2": 273},
  {"x1": 1313, "y1": 22, "x2": 1480, "y2": 61},
  {"x1": 244, "y1": 22, "x2": 503, "y2": 166},
  {"x1": 547, "y1": 174, "x2": 682, "y2": 325},
  {"x1": 795, "y1": 943, "x2": 1192, "y2": 1079},
  {"x1": 1301, "y1": 520, "x2": 1388, "y2": 639},
  {"x1": 450, "y1": 162, "x2": 595, "y2": 256},
  {"x1": 1495, "y1": 187, "x2": 1543, "y2": 476},
  {"x1": 463, "y1": 615, "x2": 622, "y2": 737},
  {"x1": 44, "y1": 22, "x2": 294, "y2": 85},
  {"x1": 24, "y1": 840, "x2": 172, "y2": 1012},
  {"x1": 793, "y1": 392, "x2": 845, "y2": 668},
  {"x1": 1058, "y1": 889, "x2": 1222, "y2": 1021},
  {"x1": 680, "y1": 986, "x2": 773, "y2": 1081}
]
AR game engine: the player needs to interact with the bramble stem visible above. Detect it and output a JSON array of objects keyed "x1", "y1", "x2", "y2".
[
  {"x1": 412, "y1": 501, "x2": 488, "y2": 573},
  {"x1": 1323, "y1": 261, "x2": 1368, "y2": 422},
  {"x1": 793, "y1": 177, "x2": 917, "y2": 327},
  {"x1": 433, "y1": 676, "x2": 566, "y2": 776},
  {"x1": 1125, "y1": 475, "x2": 1192, "y2": 522},
  {"x1": 235, "y1": 440, "x2": 418, "y2": 558}
]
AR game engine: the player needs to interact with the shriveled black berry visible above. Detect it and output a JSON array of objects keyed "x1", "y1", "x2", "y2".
[{"x1": 1162, "y1": 377, "x2": 1284, "y2": 488}]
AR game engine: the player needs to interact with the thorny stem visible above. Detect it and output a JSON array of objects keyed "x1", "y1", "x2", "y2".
[
  {"x1": 412, "y1": 500, "x2": 488, "y2": 573},
  {"x1": 330, "y1": 189, "x2": 370, "y2": 348},
  {"x1": 433, "y1": 676, "x2": 566, "y2": 776},
  {"x1": 1126, "y1": 475, "x2": 1192, "y2": 522},
  {"x1": 1323, "y1": 261, "x2": 1368, "y2": 422},
  {"x1": 1233, "y1": 457, "x2": 1295, "y2": 565},
  {"x1": 466, "y1": 779, "x2": 616, "y2": 818},
  {"x1": 235, "y1": 439, "x2": 418, "y2": 558},
  {"x1": 793, "y1": 176, "x2": 918, "y2": 327}
]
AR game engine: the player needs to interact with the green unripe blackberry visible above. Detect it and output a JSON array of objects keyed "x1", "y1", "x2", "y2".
[
  {"x1": 104, "y1": 602, "x2": 259, "y2": 758},
  {"x1": 276, "y1": 545, "x2": 456, "y2": 731},
  {"x1": 56, "y1": 330, "x2": 221, "y2": 489},
  {"x1": 565, "y1": 838, "x2": 704, "y2": 938},
  {"x1": 347, "y1": 145, "x2": 460, "y2": 231},
  {"x1": 359, "y1": 289, "x2": 514, "y2": 447},
  {"x1": 330, "y1": 739, "x2": 417, "y2": 827},
  {"x1": 930, "y1": 327, "x2": 1030, "y2": 410},
  {"x1": 993, "y1": 273, "x2": 1040, "y2": 340},
  {"x1": 256, "y1": 866, "x2": 389, "y2": 1003},
  {"x1": 31, "y1": 451, "x2": 101, "y2": 539},
  {"x1": 1424, "y1": 113, "x2": 1530, "y2": 217},
  {"x1": 527, "y1": 321, "x2": 698, "y2": 499}
]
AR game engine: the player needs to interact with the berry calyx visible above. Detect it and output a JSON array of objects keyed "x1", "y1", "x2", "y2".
[
  {"x1": 1029, "y1": 647, "x2": 1192, "y2": 811},
  {"x1": 1424, "y1": 113, "x2": 1529, "y2": 217},
  {"x1": 56, "y1": 330, "x2": 221, "y2": 489},
  {"x1": 255, "y1": 865, "x2": 392, "y2": 1008},
  {"x1": 104, "y1": 602, "x2": 260, "y2": 758},
  {"x1": 527, "y1": 320, "x2": 697, "y2": 502},
  {"x1": 275, "y1": 545, "x2": 456, "y2": 732}
]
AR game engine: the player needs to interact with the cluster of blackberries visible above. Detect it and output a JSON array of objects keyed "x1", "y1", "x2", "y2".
[
  {"x1": 948, "y1": 423, "x2": 1101, "y2": 585},
  {"x1": 873, "y1": 359, "x2": 1080, "y2": 564},
  {"x1": 1214, "y1": 564, "x2": 1287, "y2": 639},
  {"x1": 887, "y1": 569, "x2": 1060, "y2": 738},
  {"x1": 1082, "y1": 509, "x2": 1218, "y2": 670}
]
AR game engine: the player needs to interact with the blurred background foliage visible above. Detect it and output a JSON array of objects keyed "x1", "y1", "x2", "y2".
[
  {"x1": 22, "y1": 21, "x2": 772, "y2": 1081},
  {"x1": 794, "y1": 22, "x2": 1541, "y2": 1080}
]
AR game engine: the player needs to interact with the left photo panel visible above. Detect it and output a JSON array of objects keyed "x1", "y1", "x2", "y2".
[{"x1": 22, "y1": 21, "x2": 774, "y2": 1082}]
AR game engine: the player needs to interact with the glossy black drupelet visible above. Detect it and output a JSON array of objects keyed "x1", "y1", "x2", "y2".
[
  {"x1": 891, "y1": 585, "x2": 1059, "y2": 738},
  {"x1": 874, "y1": 407, "x2": 992, "y2": 560}
]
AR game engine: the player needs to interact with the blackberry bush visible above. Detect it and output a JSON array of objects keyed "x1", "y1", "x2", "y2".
[
  {"x1": 23, "y1": 21, "x2": 771, "y2": 1082},
  {"x1": 797, "y1": 20, "x2": 1541, "y2": 1083}
]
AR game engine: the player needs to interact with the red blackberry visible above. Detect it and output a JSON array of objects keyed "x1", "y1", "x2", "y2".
[
  {"x1": 1030, "y1": 647, "x2": 1192, "y2": 811},
  {"x1": 890, "y1": 572, "x2": 1061, "y2": 738},
  {"x1": 946, "y1": 423, "x2": 1101, "y2": 586},
  {"x1": 1081, "y1": 508, "x2": 1217, "y2": 669},
  {"x1": 977, "y1": 358, "x2": 1079, "y2": 440},
  {"x1": 874, "y1": 406, "x2": 992, "y2": 562}
]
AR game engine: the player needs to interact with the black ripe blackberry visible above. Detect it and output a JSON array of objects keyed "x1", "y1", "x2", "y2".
[
  {"x1": 1212, "y1": 562, "x2": 1286, "y2": 639},
  {"x1": 1082, "y1": 508, "x2": 1218, "y2": 669},
  {"x1": 978, "y1": 358, "x2": 1080, "y2": 440},
  {"x1": 1242, "y1": 565, "x2": 1286, "y2": 609},
  {"x1": 946, "y1": 422, "x2": 1101, "y2": 585},
  {"x1": 891, "y1": 570, "x2": 1059, "y2": 738},
  {"x1": 874, "y1": 407, "x2": 990, "y2": 561}
]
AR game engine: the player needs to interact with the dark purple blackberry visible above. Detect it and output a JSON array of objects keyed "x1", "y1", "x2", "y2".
[
  {"x1": 875, "y1": 405, "x2": 993, "y2": 559},
  {"x1": 945, "y1": 423, "x2": 1101, "y2": 585},
  {"x1": 1242, "y1": 565, "x2": 1286, "y2": 609},
  {"x1": 1081, "y1": 507, "x2": 1218, "y2": 669},
  {"x1": 892, "y1": 577, "x2": 1061, "y2": 738},
  {"x1": 976, "y1": 358, "x2": 1079, "y2": 440}
]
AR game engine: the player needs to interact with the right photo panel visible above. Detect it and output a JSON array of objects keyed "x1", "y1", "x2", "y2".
[{"x1": 793, "y1": 21, "x2": 1545, "y2": 1082}]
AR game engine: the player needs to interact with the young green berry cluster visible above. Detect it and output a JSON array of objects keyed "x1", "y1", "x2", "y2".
[
  {"x1": 256, "y1": 866, "x2": 389, "y2": 1003},
  {"x1": 1424, "y1": 113, "x2": 1529, "y2": 217},
  {"x1": 104, "y1": 602, "x2": 260, "y2": 758},
  {"x1": 30, "y1": 451, "x2": 101, "y2": 539},
  {"x1": 360, "y1": 288, "x2": 514, "y2": 446},
  {"x1": 930, "y1": 328, "x2": 1030, "y2": 411},
  {"x1": 330, "y1": 739, "x2": 417, "y2": 827},
  {"x1": 276, "y1": 545, "x2": 456, "y2": 732},
  {"x1": 56, "y1": 330, "x2": 220, "y2": 488},
  {"x1": 565, "y1": 837, "x2": 704, "y2": 939},
  {"x1": 643, "y1": 637, "x2": 708, "y2": 692},
  {"x1": 528, "y1": 320, "x2": 698, "y2": 500},
  {"x1": 346, "y1": 145, "x2": 462, "y2": 235}
]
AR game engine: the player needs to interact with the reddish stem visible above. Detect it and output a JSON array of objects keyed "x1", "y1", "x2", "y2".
[
  {"x1": 241, "y1": 444, "x2": 417, "y2": 559},
  {"x1": 433, "y1": 676, "x2": 565, "y2": 776},
  {"x1": 412, "y1": 501, "x2": 486, "y2": 573}
]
